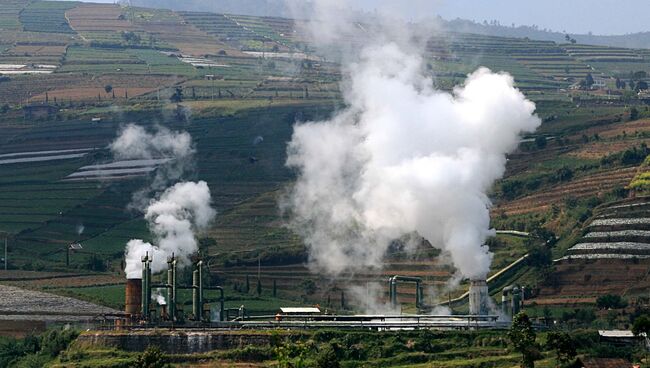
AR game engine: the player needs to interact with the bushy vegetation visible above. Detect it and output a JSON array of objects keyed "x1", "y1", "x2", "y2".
[{"x1": 0, "y1": 328, "x2": 78, "y2": 367}]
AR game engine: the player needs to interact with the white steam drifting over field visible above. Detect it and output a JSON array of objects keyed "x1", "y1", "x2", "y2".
[{"x1": 283, "y1": 1, "x2": 541, "y2": 280}]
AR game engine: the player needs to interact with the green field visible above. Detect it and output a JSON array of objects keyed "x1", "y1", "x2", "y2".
[{"x1": 19, "y1": 1, "x2": 78, "y2": 34}]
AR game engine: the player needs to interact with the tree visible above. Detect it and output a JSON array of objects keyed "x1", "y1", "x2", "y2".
[
  {"x1": 273, "y1": 279, "x2": 277, "y2": 297},
  {"x1": 632, "y1": 315, "x2": 650, "y2": 337},
  {"x1": 596, "y1": 294, "x2": 628, "y2": 309},
  {"x1": 315, "y1": 344, "x2": 340, "y2": 368},
  {"x1": 534, "y1": 136, "x2": 547, "y2": 149},
  {"x1": 616, "y1": 78, "x2": 622, "y2": 89},
  {"x1": 104, "y1": 85, "x2": 113, "y2": 94},
  {"x1": 585, "y1": 73, "x2": 594, "y2": 89},
  {"x1": 527, "y1": 245, "x2": 552, "y2": 269},
  {"x1": 135, "y1": 346, "x2": 167, "y2": 368},
  {"x1": 545, "y1": 331, "x2": 577, "y2": 365},
  {"x1": 637, "y1": 80, "x2": 648, "y2": 91},
  {"x1": 245, "y1": 274, "x2": 250, "y2": 293},
  {"x1": 301, "y1": 279, "x2": 316, "y2": 296},
  {"x1": 631, "y1": 107, "x2": 640, "y2": 121},
  {"x1": 256, "y1": 278, "x2": 262, "y2": 296},
  {"x1": 508, "y1": 312, "x2": 541, "y2": 368},
  {"x1": 170, "y1": 87, "x2": 183, "y2": 103},
  {"x1": 630, "y1": 80, "x2": 636, "y2": 91},
  {"x1": 554, "y1": 166, "x2": 573, "y2": 182}
]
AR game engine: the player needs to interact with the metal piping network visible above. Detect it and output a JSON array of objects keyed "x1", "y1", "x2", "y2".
[
  {"x1": 389, "y1": 276, "x2": 425, "y2": 310},
  {"x1": 501, "y1": 285, "x2": 523, "y2": 316},
  {"x1": 141, "y1": 255, "x2": 225, "y2": 323}
]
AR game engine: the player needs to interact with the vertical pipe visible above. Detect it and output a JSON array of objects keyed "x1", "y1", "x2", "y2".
[
  {"x1": 193, "y1": 269, "x2": 199, "y2": 320},
  {"x1": 167, "y1": 260, "x2": 174, "y2": 321},
  {"x1": 172, "y1": 258, "x2": 177, "y2": 320},
  {"x1": 141, "y1": 254, "x2": 147, "y2": 318},
  {"x1": 146, "y1": 260, "x2": 151, "y2": 317},
  {"x1": 198, "y1": 261, "x2": 203, "y2": 321}
]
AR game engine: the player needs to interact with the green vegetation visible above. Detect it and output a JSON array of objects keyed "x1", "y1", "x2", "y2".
[
  {"x1": 0, "y1": 328, "x2": 78, "y2": 367},
  {"x1": 19, "y1": 1, "x2": 78, "y2": 34}
]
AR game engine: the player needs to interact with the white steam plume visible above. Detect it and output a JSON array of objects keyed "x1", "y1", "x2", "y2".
[
  {"x1": 110, "y1": 124, "x2": 195, "y2": 209},
  {"x1": 124, "y1": 181, "x2": 216, "y2": 279},
  {"x1": 282, "y1": 2, "x2": 541, "y2": 281}
]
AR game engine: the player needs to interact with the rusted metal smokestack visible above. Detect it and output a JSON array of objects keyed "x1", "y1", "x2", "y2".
[
  {"x1": 468, "y1": 279, "x2": 489, "y2": 315},
  {"x1": 125, "y1": 278, "x2": 142, "y2": 316}
]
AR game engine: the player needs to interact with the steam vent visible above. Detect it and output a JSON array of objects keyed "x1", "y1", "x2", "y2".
[
  {"x1": 468, "y1": 279, "x2": 489, "y2": 315},
  {"x1": 125, "y1": 279, "x2": 142, "y2": 317}
]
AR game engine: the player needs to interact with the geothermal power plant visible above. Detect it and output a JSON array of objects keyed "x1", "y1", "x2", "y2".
[{"x1": 115, "y1": 253, "x2": 518, "y2": 331}]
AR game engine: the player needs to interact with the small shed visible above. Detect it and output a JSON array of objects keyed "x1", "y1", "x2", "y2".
[
  {"x1": 598, "y1": 330, "x2": 641, "y2": 346},
  {"x1": 279, "y1": 307, "x2": 321, "y2": 315}
]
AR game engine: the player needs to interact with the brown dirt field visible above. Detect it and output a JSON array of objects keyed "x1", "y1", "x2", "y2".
[
  {"x1": 569, "y1": 119, "x2": 650, "y2": 140},
  {"x1": 2, "y1": 274, "x2": 123, "y2": 289},
  {"x1": 569, "y1": 139, "x2": 650, "y2": 159},
  {"x1": 0, "y1": 270, "x2": 87, "y2": 280},
  {"x1": 495, "y1": 167, "x2": 638, "y2": 215},
  {"x1": 533, "y1": 258, "x2": 650, "y2": 302},
  {"x1": 0, "y1": 73, "x2": 180, "y2": 104},
  {"x1": 137, "y1": 21, "x2": 242, "y2": 57},
  {"x1": 524, "y1": 297, "x2": 596, "y2": 306},
  {"x1": 7, "y1": 45, "x2": 67, "y2": 56},
  {"x1": 66, "y1": 4, "x2": 134, "y2": 32},
  {"x1": 29, "y1": 87, "x2": 156, "y2": 102}
]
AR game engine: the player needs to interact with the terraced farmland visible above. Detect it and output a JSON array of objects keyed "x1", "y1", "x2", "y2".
[
  {"x1": 563, "y1": 197, "x2": 650, "y2": 259},
  {"x1": 496, "y1": 167, "x2": 638, "y2": 216},
  {"x1": 563, "y1": 44, "x2": 643, "y2": 62},
  {"x1": 19, "y1": 1, "x2": 78, "y2": 34},
  {"x1": 65, "y1": 3, "x2": 133, "y2": 32},
  {"x1": 180, "y1": 12, "x2": 281, "y2": 51},
  {"x1": 0, "y1": 0, "x2": 29, "y2": 30},
  {"x1": 132, "y1": 8, "x2": 238, "y2": 56}
]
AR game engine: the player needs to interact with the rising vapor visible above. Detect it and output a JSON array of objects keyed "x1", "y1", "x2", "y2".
[
  {"x1": 124, "y1": 181, "x2": 216, "y2": 278},
  {"x1": 109, "y1": 125, "x2": 216, "y2": 279},
  {"x1": 282, "y1": 1, "x2": 541, "y2": 281}
]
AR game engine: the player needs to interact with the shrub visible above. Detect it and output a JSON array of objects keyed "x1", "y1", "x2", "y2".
[
  {"x1": 135, "y1": 346, "x2": 167, "y2": 368},
  {"x1": 315, "y1": 345, "x2": 340, "y2": 368},
  {"x1": 597, "y1": 294, "x2": 628, "y2": 309}
]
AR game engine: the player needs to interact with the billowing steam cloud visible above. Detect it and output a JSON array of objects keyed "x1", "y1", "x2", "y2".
[
  {"x1": 109, "y1": 124, "x2": 216, "y2": 279},
  {"x1": 283, "y1": 2, "x2": 541, "y2": 280},
  {"x1": 124, "y1": 181, "x2": 216, "y2": 278},
  {"x1": 110, "y1": 124, "x2": 195, "y2": 209}
]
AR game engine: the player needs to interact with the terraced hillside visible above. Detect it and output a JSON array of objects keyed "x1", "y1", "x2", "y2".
[
  {"x1": 564, "y1": 197, "x2": 650, "y2": 260},
  {"x1": 0, "y1": 0, "x2": 29, "y2": 30},
  {"x1": 19, "y1": 1, "x2": 78, "y2": 34}
]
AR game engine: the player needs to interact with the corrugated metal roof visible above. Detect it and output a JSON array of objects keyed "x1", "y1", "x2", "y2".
[
  {"x1": 280, "y1": 307, "x2": 321, "y2": 314},
  {"x1": 598, "y1": 330, "x2": 635, "y2": 338}
]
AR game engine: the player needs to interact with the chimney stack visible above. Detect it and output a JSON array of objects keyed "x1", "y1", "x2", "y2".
[{"x1": 468, "y1": 279, "x2": 489, "y2": 315}]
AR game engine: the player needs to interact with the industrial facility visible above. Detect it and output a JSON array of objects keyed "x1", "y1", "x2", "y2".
[{"x1": 115, "y1": 253, "x2": 525, "y2": 331}]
